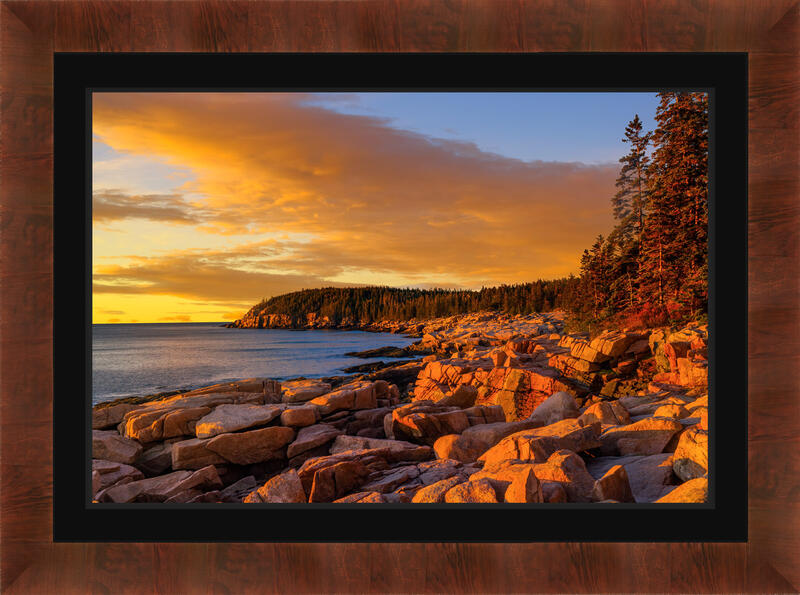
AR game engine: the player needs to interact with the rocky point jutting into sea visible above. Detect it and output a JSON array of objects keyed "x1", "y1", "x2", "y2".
[{"x1": 92, "y1": 310, "x2": 709, "y2": 504}]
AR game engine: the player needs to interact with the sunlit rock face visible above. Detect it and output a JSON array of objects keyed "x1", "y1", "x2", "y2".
[{"x1": 90, "y1": 312, "x2": 708, "y2": 505}]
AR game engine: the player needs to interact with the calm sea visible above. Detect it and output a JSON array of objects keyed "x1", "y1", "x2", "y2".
[{"x1": 91, "y1": 322, "x2": 418, "y2": 405}]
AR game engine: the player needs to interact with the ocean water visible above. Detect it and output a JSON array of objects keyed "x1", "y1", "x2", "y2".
[{"x1": 92, "y1": 323, "x2": 419, "y2": 405}]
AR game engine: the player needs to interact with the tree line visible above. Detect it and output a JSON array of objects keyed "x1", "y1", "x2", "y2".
[
  {"x1": 241, "y1": 92, "x2": 707, "y2": 327},
  {"x1": 577, "y1": 91, "x2": 708, "y2": 325},
  {"x1": 245, "y1": 280, "x2": 581, "y2": 324}
]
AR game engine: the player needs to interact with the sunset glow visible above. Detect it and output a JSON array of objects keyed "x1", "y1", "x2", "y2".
[{"x1": 92, "y1": 92, "x2": 658, "y2": 323}]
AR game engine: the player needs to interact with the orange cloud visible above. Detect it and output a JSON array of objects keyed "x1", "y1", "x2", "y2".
[
  {"x1": 93, "y1": 93, "x2": 619, "y2": 317},
  {"x1": 158, "y1": 314, "x2": 192, "y2": 322},
  {"x1": 92, "y1": 247, "x2": 359, "y2": 305},
  {"x1": 93, "y1": 189, "x2": 207, "y2": 224}
]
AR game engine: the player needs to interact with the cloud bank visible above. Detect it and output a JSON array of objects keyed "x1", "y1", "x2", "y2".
[{"x1": 93, "y1": 93, "x2": 618, "y2": 320}]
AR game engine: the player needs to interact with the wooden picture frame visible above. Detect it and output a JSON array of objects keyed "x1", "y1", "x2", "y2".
[
  {"x1": 1, "y1": 1, "x2": 797, "y2": 592},
  {"x1": 52, "y1": 51, "x2": 747, "y2": 543}
]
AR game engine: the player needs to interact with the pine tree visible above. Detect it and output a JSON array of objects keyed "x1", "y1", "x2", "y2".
[
  {"x1": 612, "y1": 115, "x2": 652, "y2": 247},
  {"x1": 641, "y1": 92, "x2": 709, "y2": 315}
]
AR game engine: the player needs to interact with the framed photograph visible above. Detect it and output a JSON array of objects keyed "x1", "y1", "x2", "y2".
[
  {"x1": 2, "y1": 2, "x2": 798, "y2": 593},
  {"x1": 53, "y1": 52, "x2": 745, "y2": 543}
]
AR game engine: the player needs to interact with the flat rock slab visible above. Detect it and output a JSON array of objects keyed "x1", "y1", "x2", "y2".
[
  {"x1": 330, "y1": 435, "x2": 419, "y2": 454},
  {"x1": 309, "y1": 381, "x2": 377, "y2": 415},
  {"x1": 287, "y1": 424, "x2": 343, "y2": 459},
  {"x1": 98, "y1": 465, "x2": 222, "y2": 503},
  {"x1": 92, "y1": 430, "x2": 143, "y2": 464},
  {"x1": 280, "y1": 407, "x2": 318, "y2": 427},
  {"x1": 92, "y1": 459, "x2": 144, "y2": 495},
  {"x1": 195, "y1": 404, "x2": 285, "y2": 439},
  {"x1": 282, "y1": 381, "x2": 332, "y2": 404},
  {"x1": 93, "y1": 403, "x2": 139, "y2": 430},
  {"x1": 599, "y1": 417, "x2": 683, "y2": 456},
  {"x1": 206, "y1": 426, "x2": 295, "y2": 465},
  {"x1": 171, "y1": 437, "x2": 228, "y2": 470}
]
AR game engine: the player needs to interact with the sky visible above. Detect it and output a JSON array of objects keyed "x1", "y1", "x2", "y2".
[{"x1": 92, "y1": 91, "x2": 660, "y2": 323}]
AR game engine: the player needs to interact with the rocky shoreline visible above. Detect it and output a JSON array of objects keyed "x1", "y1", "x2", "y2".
[
  {"x1": 225, "y1": 309, "x2": 436, "y2": 336},
  {"x1": 92, "y1": 310, "x2": 709, "y2": 504}
]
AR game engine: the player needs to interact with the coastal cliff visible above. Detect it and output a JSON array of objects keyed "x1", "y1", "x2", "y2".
[{"x1": 92, "y1": 310, "x2": 708, "y2": 504}]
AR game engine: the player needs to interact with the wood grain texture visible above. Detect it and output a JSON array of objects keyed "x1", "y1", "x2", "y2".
[
  {"x1": 747, "y1": 3, "x2": 800, "y2": 589},
  {"x1": 1, "y1": 0, "x2": 798, "y2": 593}
]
